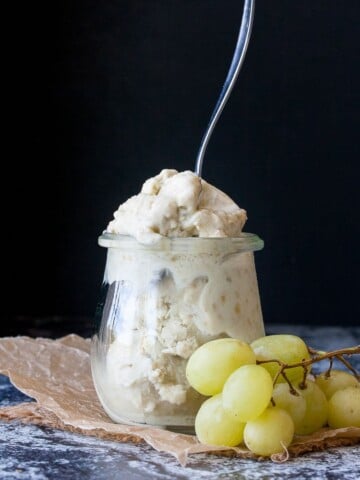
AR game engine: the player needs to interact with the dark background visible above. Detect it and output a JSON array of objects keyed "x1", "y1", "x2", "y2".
[{"x1": 6, "y1": 0, "x2": 359, "y2": 337}]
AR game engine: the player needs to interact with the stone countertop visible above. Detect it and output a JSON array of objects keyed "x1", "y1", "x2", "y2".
[{"x1": 1, "y1": 325, "x2": 359, "y2": 480}]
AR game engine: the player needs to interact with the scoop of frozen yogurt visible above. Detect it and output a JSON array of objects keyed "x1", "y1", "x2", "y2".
[{"x1": 106, "y1": 169, "x2": 247, "y2": 243}]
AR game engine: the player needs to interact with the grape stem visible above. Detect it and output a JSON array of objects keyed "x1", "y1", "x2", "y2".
[{"x1": 257, "y1": 344, "x2": 360, "y2": 392}]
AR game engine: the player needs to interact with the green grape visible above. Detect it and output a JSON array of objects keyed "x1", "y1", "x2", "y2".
[
  {"x1": 244, "y1": 407, "x2": 294, "y2": 456},
  {"x1": 315, "y1": 370, "x2": 359, "y2": 399},
  {"x1": 186, "y1": 338, "x2": 256, "y2": 396},
  {"x1": 295, "y1": 380, "x2": 328, "y2": 435},
  {"x1": 195, "y1": 393, "x2": 245, "y2": 446},
  {"x1": 250, "y1": 334, "x2": 311, "y2": 384},
  {"x1": 272, "y1": 383, "x2": 306, "y2": 431},
  {"x1": 222, "y1": 364, "x2": 273, "y2": 422},
  {"x1": 328, "y1": 386, "x2": 360, "y2": 428}
]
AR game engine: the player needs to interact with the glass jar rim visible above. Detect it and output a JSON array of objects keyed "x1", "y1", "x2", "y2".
[{"x1": 98, "y1": 232, "x2": 264, "y2": 253}]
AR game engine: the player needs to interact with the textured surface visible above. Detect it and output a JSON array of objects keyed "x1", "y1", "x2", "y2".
[{"x1": 1, "y1": 325, "x2": 359, "y2": 479}]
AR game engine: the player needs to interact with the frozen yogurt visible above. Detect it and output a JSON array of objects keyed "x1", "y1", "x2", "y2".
[{"x1": 106, "y1": 169, "x2": 247, "y2": 243}]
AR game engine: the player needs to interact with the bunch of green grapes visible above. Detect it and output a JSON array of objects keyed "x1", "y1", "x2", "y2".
[{"x1": 186, "y1": 335, "x2": 359, "y2": 457}]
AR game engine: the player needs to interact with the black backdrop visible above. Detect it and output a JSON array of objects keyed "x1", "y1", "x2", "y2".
[{"x1": 6, "y1": 1, "x2": 359, "y2": 335}]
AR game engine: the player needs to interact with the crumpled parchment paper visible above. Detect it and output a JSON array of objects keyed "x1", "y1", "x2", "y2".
[{"x1": 0, "y1": 334, "x2": 359, "y2": 466}]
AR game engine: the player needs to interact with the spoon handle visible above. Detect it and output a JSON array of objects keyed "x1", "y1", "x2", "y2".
[{"x1": 194, "y1": 0, "x2": 256, "y2": 177}]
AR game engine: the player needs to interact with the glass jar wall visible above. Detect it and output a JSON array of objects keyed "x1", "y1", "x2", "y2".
[{"x1": 91, "y1": 233, "x2": 264, "y2": 431}]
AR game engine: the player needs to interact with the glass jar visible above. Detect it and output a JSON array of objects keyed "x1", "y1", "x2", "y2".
[{"x1": 91, "y1": 232, "x2": 265, "y2": 431}]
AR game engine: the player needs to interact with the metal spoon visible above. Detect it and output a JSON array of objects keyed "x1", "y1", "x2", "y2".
[{"x1": 194, "y1": 0, "x2": 256, "y2": 177}]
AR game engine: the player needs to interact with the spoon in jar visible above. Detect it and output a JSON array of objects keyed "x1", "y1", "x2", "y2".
[{"x1": 194, "y1": 0, "x2": 256, "y2": 177}]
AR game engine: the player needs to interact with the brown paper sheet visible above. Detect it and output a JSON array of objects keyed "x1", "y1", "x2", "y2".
[{"x1": 0, "y1": 334, "x2": 359, "y2": 466}]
